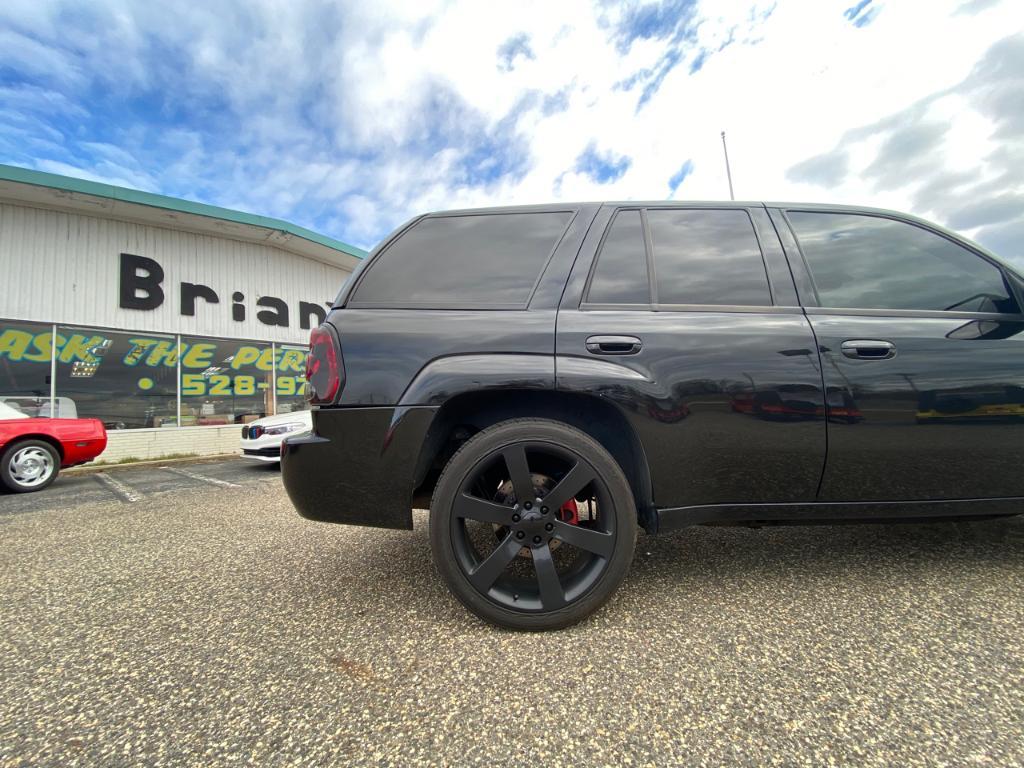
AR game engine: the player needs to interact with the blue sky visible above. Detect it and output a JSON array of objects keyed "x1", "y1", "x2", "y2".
[{"x1": 0, "y1": 0, "x2": 1021, "y2": 263}]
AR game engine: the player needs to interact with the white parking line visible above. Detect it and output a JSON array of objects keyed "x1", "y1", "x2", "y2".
[
  {"x1": 160, "y1": 466, "x2": 240, "y2": 489},
  {"x1": 94, "y1": 472, "x2": 142, "y2": 503}
]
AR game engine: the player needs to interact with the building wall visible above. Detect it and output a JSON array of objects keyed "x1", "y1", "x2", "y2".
[
  {"x1": 102, "y1": 425, "x2": 244, "y2": 463},
  {"x1": 0, "y1": 197, "x2": 357, "y2": 463},
  {"x1": 0, "y1": 201, "x2": 350, "y2": 344}
]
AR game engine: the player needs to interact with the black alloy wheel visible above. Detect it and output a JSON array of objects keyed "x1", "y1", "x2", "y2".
[{"x1": 429, "y1": 418, "x2": 637, "y2": 630}]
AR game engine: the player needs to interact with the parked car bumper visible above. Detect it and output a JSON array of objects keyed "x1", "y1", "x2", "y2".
[
  {"x1": 240, "y1": 433, "x2": 288, "y2": 462},
  {"x1": 63, "y1": 433, "x2": 107, "y2": 466},
  {"x1": 241, "y1": 446, "x2": 284, "y2": 462},
  {"x1": 280, "y1": 405, "x2": 437, "y2": 530}
]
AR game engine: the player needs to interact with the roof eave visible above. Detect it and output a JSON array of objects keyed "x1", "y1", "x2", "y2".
[{"x1": 0, "y1": 164, "x2": 367, "y2": 268}]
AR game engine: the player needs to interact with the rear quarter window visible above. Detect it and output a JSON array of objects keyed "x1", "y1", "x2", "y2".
[
  {"x1": 350, "y1": 211, "x2": 574, "y2": 308},
  {"x1": 586, "y1": 210, "x2": 650, "y2": 304}
]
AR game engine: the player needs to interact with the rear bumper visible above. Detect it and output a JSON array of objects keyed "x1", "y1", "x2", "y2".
[
  {"x1": 280, "y1": 405, "x2": 437, "y2": 530},
  {"x1": 63, "y1": 436, "x2": 107, "y2": 466}
]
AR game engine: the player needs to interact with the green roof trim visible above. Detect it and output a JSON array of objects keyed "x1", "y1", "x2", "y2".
[{"x1": 0, "y1": 163, "x2": 368, "y2": 260}]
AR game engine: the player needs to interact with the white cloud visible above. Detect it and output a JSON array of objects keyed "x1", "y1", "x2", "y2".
[
  {"x1": 314, "y1": 0, "x2": 1024, "y2": 252},
  {"x1": 0, "y1": 0, "x2": 1022, "y2": 261}
]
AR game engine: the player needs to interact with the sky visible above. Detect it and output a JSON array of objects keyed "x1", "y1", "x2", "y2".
[{"x1": 0, "y1": 0, "x2": 1022, "y2": 263}]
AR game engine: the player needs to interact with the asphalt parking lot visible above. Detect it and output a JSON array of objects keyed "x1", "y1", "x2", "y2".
[
  {"x1": 0, "y1": 457, "x2": 280, "y2": 516},
  {"x1": 2, "y1": 457, "x2": 1023, "y2": 766}
]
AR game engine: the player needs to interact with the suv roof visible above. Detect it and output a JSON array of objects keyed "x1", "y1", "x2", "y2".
[
  {"x1": 423, "y1": 200, "x2": 942, "y2": 219},
  {"x1": 422, "y1": 200, "x2": 762, "y2": 216}
]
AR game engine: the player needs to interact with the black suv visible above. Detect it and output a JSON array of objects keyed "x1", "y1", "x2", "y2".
[{"x1": 282, "y1": 202, "x2": 1024, "y2": 630}]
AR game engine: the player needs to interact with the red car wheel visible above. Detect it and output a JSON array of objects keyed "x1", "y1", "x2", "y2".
[{"x1": 1, "y1": 439, "x2": 60, "y2": 493}]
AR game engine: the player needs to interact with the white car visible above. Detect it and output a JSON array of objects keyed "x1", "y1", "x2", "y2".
[
  {"x1": 0, "y1": 396, "x2": 78, "y2": 418},
  {"x1": 240, "y1": 410, "x2": 313, "y2": 463}
]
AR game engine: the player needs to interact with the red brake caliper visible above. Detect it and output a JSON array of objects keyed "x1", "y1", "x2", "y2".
[{"x1": 559, "y1": 498, "x2": 580, "y2": 525}]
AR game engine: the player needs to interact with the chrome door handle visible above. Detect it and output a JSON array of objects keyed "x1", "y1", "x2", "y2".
[
  {"x1": 585, "y1": 335, "x2": 643, "y2": 355},
  {"x1": 841, "y1": 339, "x2": 896, "y2": 360}
]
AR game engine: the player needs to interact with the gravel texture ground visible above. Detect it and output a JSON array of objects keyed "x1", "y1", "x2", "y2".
[{"x1": 2, "y1": 458, "x2": 1023, "y2": 766}]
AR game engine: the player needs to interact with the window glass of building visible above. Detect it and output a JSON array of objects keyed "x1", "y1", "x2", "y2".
[
  {"x1": 787, "y1": 211, "x2": 1019, "y2": 313},
  {"x1": 275, "y1": 344, "x2": 309, "y2": 414},
  {"x1": 179, "y1": 337, "x2": 273, "y2": 426},
  {"x1": 0, "y1": 321, "x2": 57, "y2": 418},
  {"x1": 647, "y1": 209, "x2": 772, "y2": 306},
  {"x1": 54, "y1": 327, "x2": 178, "y2": 428},
  {"x1": 586, "y1": 210, "x2": 650, "y2": 304}
]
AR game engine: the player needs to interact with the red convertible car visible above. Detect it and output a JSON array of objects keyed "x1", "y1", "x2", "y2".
[{"x1": 0, "y1": 401, "x2": 107, "y2": 493}]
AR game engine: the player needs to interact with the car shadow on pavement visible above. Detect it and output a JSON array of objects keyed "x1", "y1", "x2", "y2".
[
  {"x1": 294, "y1": 511, "x2": 1024, "y2": 632},
  {"x1": 238, "y1": 461, "x2": 282, "y2": 473},
  {"x1": 625, "y1": 516, "x2": 1024, "y2": 596}
]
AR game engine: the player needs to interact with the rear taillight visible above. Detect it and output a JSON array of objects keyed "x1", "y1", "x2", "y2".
[{"x1": 306, "y1": 326, "x2": 342, "y2": 404}]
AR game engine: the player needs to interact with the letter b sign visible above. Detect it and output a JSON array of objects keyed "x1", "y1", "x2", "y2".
[{"x1": 119, "y1": 253, "x2": 164, "y2": 310}]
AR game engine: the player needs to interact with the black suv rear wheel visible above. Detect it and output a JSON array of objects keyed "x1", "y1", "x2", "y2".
[{"x1": 429, "y1": 418, "x2": 637, "y2": 630}]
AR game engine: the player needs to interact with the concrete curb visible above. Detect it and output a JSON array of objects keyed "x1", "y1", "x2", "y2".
[{"x1": 65, "y1": 453, "x2": 244, "y2": 476}]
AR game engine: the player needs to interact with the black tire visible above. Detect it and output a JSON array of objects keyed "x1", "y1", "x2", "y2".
[
  {"x1": 1, "y1": 439, "x2": 60, "y2": 493},
  {"x1": 429, "y1": 418, "x2": 637, "y2": 630}
]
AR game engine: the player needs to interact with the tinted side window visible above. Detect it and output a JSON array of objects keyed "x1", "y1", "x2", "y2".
[
  {"x1": 352, "y1": 212, "x2": 573, "y2": 307},
  {"x1": 586, "y1": 210, "x2": 649, "y2": 304},
  {"x1": 788, "y1": 211, "x2": 1019, "y2": 313},
  {"x1": 647, "y1": 209, "x2": 771, "y2": 306}
]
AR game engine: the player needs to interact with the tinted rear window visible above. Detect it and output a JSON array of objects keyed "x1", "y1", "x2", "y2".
[
  {"x1": 647, "y1": 209, "x2": 771, "y2": 306},
  {"x1": 586, "y1": 210, "x2": 649, "y2": 304},
  {"x1": 351, "y1": 212, "x2": 573, "y2": 307}
]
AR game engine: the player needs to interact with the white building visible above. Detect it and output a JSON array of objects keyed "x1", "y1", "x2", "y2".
[{"x1": 0, "y1": 164, "x2": 365, "y2": 461}]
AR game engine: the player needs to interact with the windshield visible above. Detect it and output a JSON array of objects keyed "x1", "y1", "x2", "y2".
[{"x1": 0, "y1": 401, "x2": 31, "y2": 420}]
